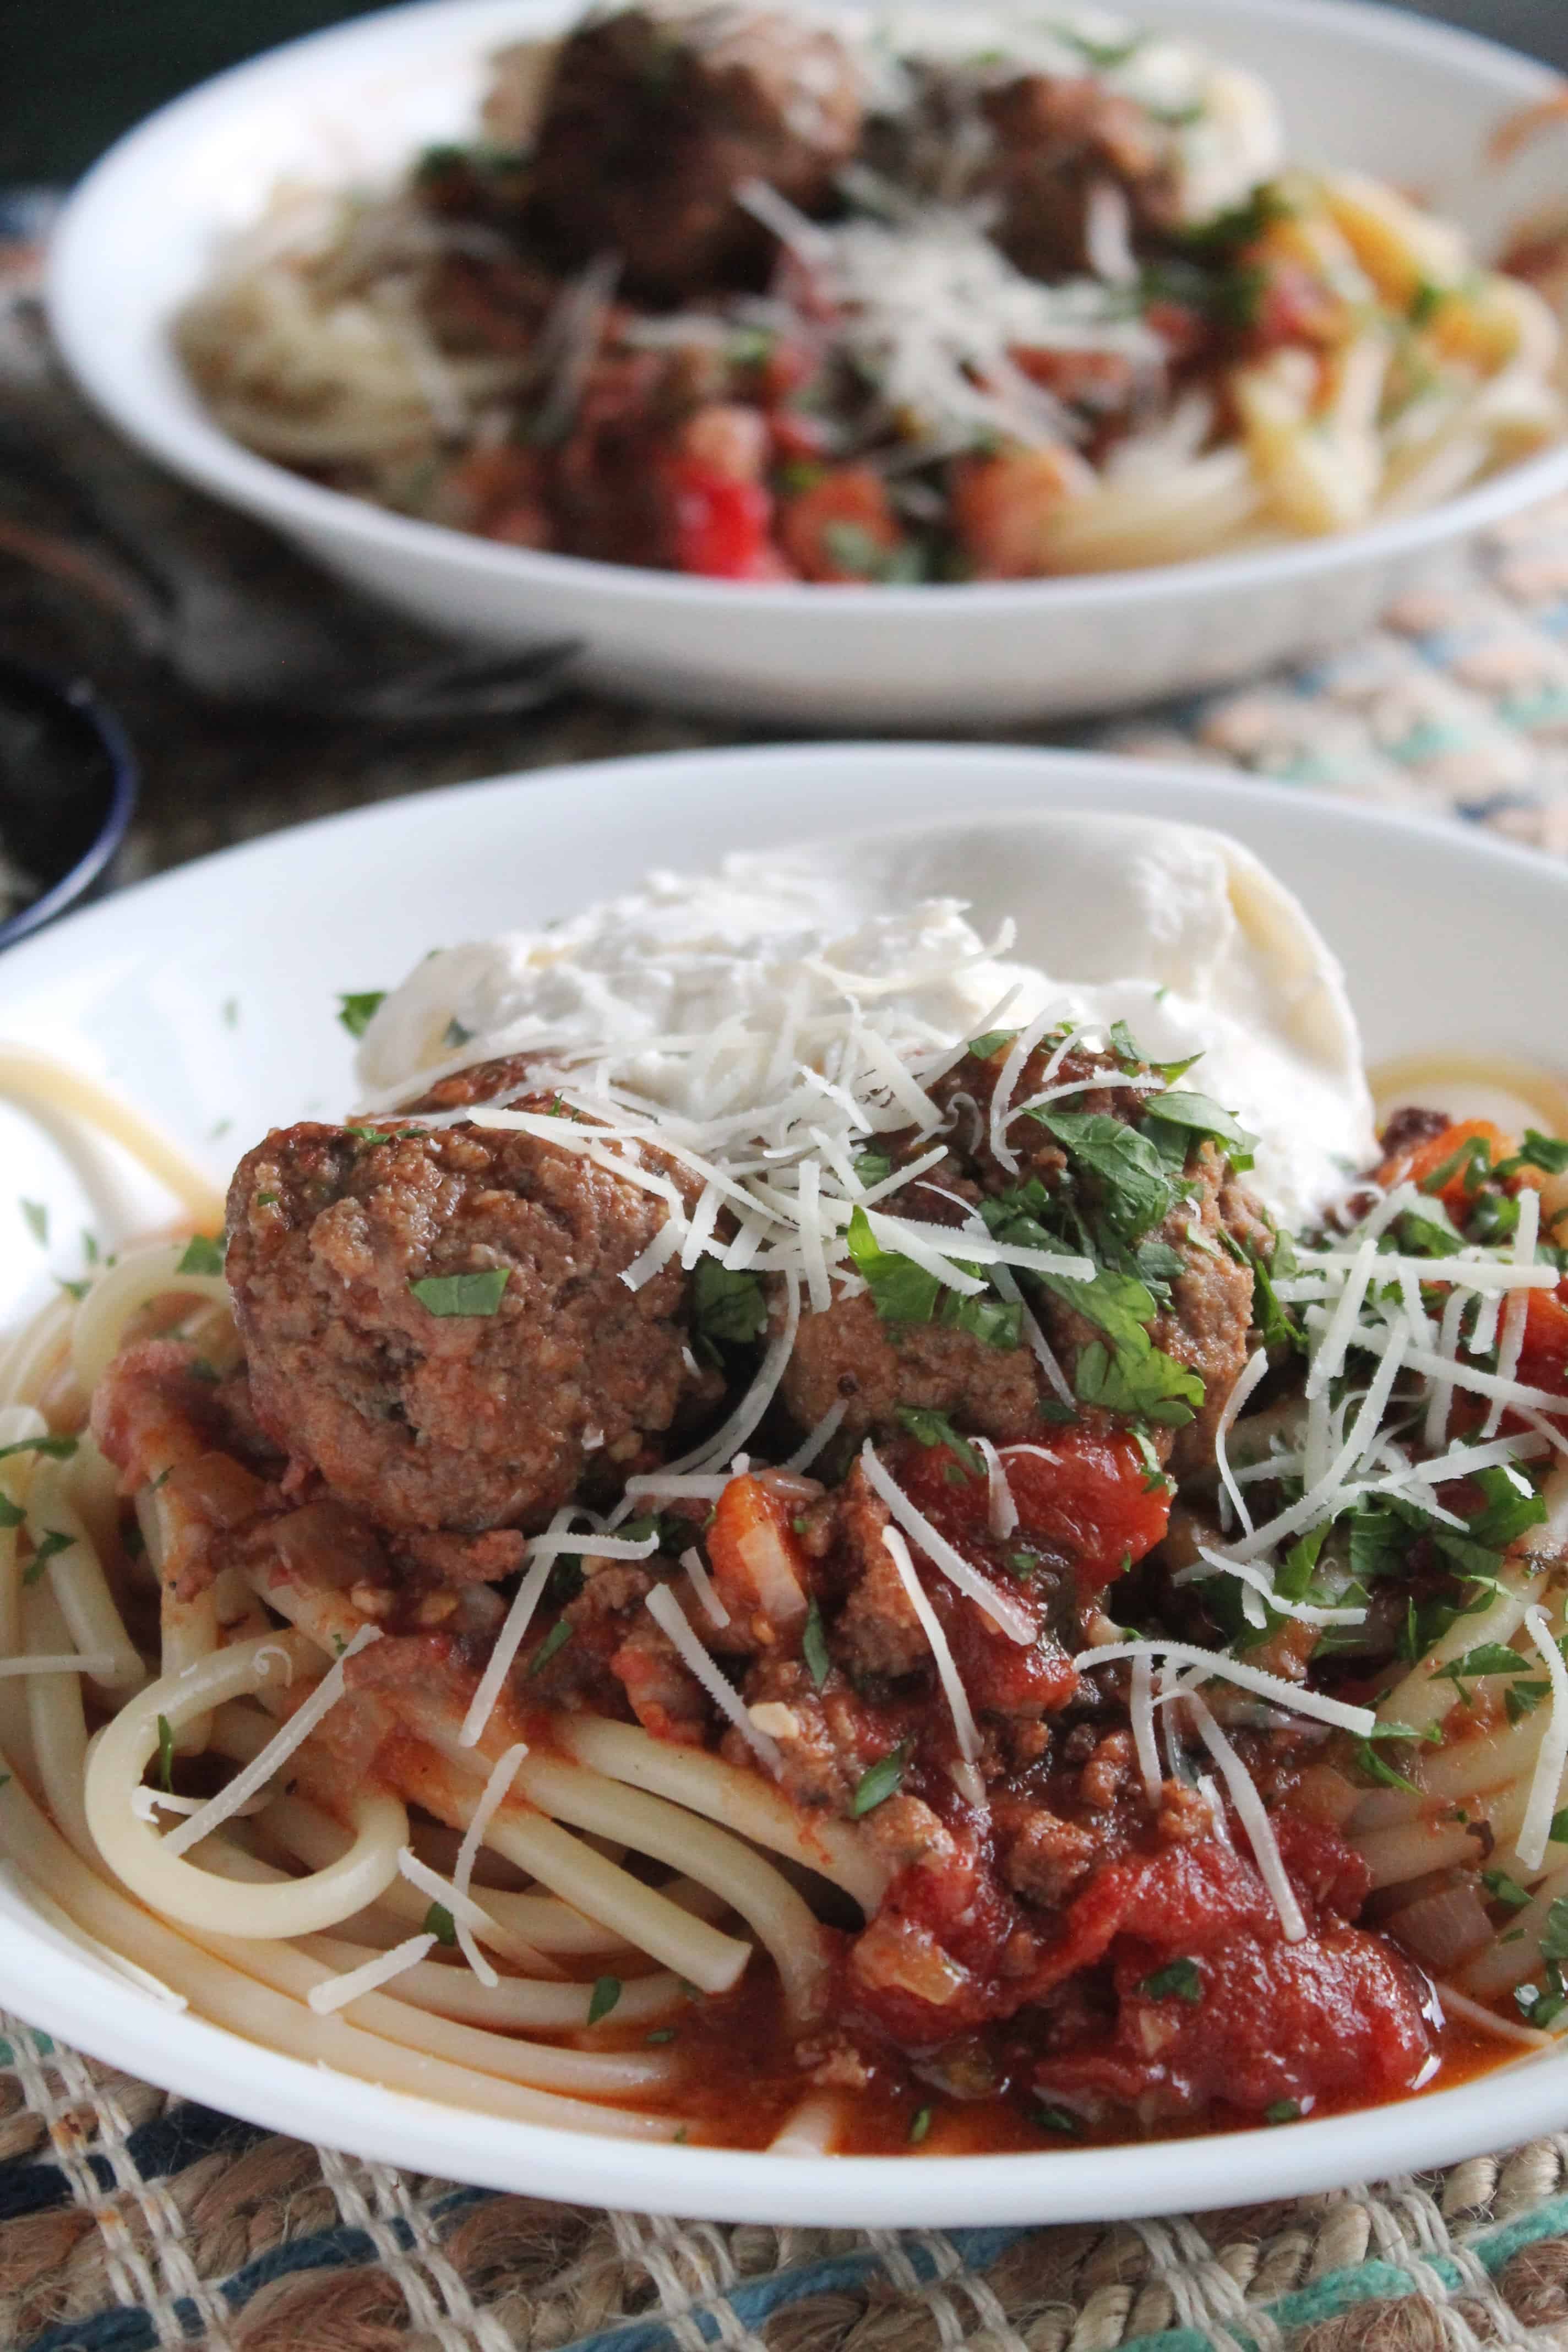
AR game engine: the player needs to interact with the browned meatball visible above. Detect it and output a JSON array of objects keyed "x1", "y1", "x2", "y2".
[
  {"x1": 780, "y1": 1040, "x2": 1268, "y2": 1473},
  {"x1": 979, "y1": 74, "x2": 1178, "y2": 278},
  {"x1": 528, "y1": 4, "x2": 862, "y2": 293},
  {"x1": 224, "y1": 1106, "x2": 718, "y2": 1536}
]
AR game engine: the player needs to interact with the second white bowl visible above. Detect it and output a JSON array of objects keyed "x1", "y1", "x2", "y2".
[{"x1": 48, "y1": 0, "x2": 1568, "y2": 725}]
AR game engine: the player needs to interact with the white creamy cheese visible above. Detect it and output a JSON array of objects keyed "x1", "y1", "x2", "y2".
[{"x1": 356, "y1": 813, "x2": 1373, "y2": 1230}]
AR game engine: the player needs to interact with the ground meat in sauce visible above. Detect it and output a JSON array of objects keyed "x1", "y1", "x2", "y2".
[
  {"x1": 223, "y1": 1095, "x2": 722, "y2": 1537},
  {"x1": 527, "y1": 4, "x2": 863, "y2": 293}
]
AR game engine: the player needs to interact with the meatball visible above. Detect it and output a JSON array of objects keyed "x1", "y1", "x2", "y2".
[
  {"x1": 224, "y1": 1103, "x2": 718, "y2": 1536},
  {"x1": 779, "y1": 1039, "x2": 1268, "y2": 1476},
  {"x1": 528, "y1": 4, "x2": 862, "y2": 292},
  {"x1": 979, "y1": 74, "x2": 1178, "y2": 279}
]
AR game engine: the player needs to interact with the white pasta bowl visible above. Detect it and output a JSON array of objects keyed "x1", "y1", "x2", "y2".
[
  {"x1": 1, "y1": 741, "x2": 1567, "y2": 2219},
  {"x1": 46, "y1": 0, "x2": 1568, "y2": 727}
]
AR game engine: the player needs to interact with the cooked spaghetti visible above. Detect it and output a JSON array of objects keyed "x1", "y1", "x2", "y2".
[
  {"x1": 5, "y1": 820, "x2": 1568, "y2": 2154},
  {"x1": 173, "y1": 2, "x2": 1566, "y2": 584}
]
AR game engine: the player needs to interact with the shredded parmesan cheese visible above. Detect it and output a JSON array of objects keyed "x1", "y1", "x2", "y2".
[
  {"x1": 975, "y1": 1437, "x2": 1017, "y2": 1540},
  {"x1": 307, "y1": 1932, "x2": 437, "y2": 2015},
  {"x1": 682, "y1": 1546, "x2": 731, "y2": 1629},
  {"x1": 1077, "y1": 1637, "x2": 1376, "y2": 1734},
  {"x1": 645, "y1": 1583, "x2": 781, "y2": 1771},
  {"x1": 860, "y1": 1444, "x2": 1034, "y2": 1645},
  {"x1": 1517, "y1": 1603, "x2": 1568, "y2": 1874},
  {"x1": 1187, "y1": 1691, "x2": 1307, "y2": 1942},
  {"x1": 163, "y1": 1625, "x2": 382, "y2": 1857},
  {"x1": 881, "y1": 1525, "x2": 986, "y2": 1808}
]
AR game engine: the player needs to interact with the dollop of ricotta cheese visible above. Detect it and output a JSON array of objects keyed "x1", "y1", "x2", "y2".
[{"x1": 356, "y1": 812, "x2": 1374, "y2": 1229}]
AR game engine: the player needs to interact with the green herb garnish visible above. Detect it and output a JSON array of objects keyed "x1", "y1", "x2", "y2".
[
  {"x1": 424, "y1": 1902, "x2": 457, "y2": 1947},
  {"x1": 409, "y1": 1269, "x2": 510, "y2": 1317},
  {"x1": 336, "y1": 991, "x2": 386, "y2": 1038},
  {"x1": 156, "y1": 1714, "x2": 175, "y2": 1793},
  {"x1": 1139, "y1": 1957, "x2": 1202, "y2": 2003},
  {"x1": 587, "y1": 1975, "x2": 622, "y2": 2025},
  {"x1": 803, "y1": 1599, "x2": 830, "y2": 1692},
  {"x1": 526, "y1": 1619, "x2": 575, "y2": 1678},
  {"x1": 177, "y1": 1235, "x2": 226, "y2": 1278},
  {"x1": 851, "y1": 1740, "x2": 912, "y2": 1817}
]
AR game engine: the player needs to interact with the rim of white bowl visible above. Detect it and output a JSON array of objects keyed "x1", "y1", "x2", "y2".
[{"x1": 47, "y1": 0, "x2": 1568, "y2": 619}]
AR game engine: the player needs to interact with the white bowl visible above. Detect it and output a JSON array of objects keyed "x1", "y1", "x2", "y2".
[
  {"x1": 48, "y1": 0, "x2": 1568, "y2": 727},
  {"x1": 0, "y1": 741, "x2": 1565, "y2": 2220}
]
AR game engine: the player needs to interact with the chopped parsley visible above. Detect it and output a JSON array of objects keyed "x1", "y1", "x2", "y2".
[
  {"x1": 1139, "y1": 1957, "x2": 1202, "y2": 2003},
  {"x1": 851, "y1": 1739, "x2": 912, "y2": 1817},
  {"x1": 408, "y1": 1268, "x2": 510, "y2": 1317},
  {"x1": 852, "y1": 1149, "x2": 893, "y2": 1189},
  {"x1": 894, "y1": 1408, "x2": 981, "y2": 1476},
  {"x1": 525, "y1": 1619, "x2": 575, "y2": 1678},
  {"x1": 1139, "y1": 1091, "x2": 1258, "y2": 1172},
  {"x1": 23, "y1": 1530, "x2": 72, "y2": 1585},
  {"x1": 423, "y1": 1902, "x2": 457, "y2": 1947},
  {"x1": 690, "y1": 1260, "x2": 767, "y2": 1353},
  {"x1": 967, "y1": 1031, "x2": 1015, "y2": 1061},
  {"x1": 1264, "y1": 2099, "x2": 1302, "y2": 2125},
  {"x1": 1550, "y1": 1809, "x2": 1568, "y2": 1845},
  {"x1": 846, "y1": 1206, "x2": 943, "y2": 1324},
  {"x1": 1036, "y1": 2103, "x2": 1084, "y2": 2136},
  {"x1": 177, "y1": 1234, "x2": 226, "y2": 1278},
  {"x1": 1481, "y1": 1870, "x2": 1533, "y2": 1913},
  {"x1": 336, "y1": 991, "x2": 386, "y2": 1038},
  {"x1": 907, "y1": 2105, "x2": 933, "y2": 2144},
  {"x1": 802, "y1": 1599, "x2": 830, "y2": 1691},
  {"x1": 20, "y1": 1200, "x2": 47, "y2": 1248},
  {"x1": 1419, "y1": 1135, "x2": 1494, "y2": 1197},
  {"x1": 1031, "y1": 1109, "x2": 1178, "y2": 1244},
  {"x1": 587, "y1": 1975, "x2": 622, "y2": 2025},
  {"x1": 0, "y1": 1435, "x2": 77, "y2": 1466},
  {"x1": 1348, "y1": 1720, "x2": 1442, "y2": 1793},
  {"x1": 156, "y1": 1714, "x2": 175, "y2": 1793},
  {"x1": 1541, "y1": 1897, "x2": 1568, "y2": 1964},
  {"x1": 0, "y1": 1497, "x2": 23, "y2": 1532}
]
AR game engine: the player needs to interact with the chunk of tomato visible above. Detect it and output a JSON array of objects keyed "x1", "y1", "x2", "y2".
[
  {"x1": 1374, "y1": 1118, "x2": 1510, "y2": 1218},
  {"x1": 666, "y1": 459, "x2": 779, "y2": 579},
  {"x1": 899, "y1": 1427, "x2": 1170, "y2": 1592}
]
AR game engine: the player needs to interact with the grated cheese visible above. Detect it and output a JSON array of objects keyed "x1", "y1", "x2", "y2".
[
  {"x1": 163, "y1": 1626, "x2": 382, "y2": 1857},
  {"x1": 1077, "y1": 1637, "x2": 1376, "y2": 1734},
  {"x1": 1186, "y1": 1691, "x2": 1307, "y2": 1941},
  {"x1": 453, "y1": 1741, "x2": 528, "y2": 1988},
  {"x1": 1215, "y1": 1346, "x2": 1268, "y2": 1537},
  {"x1": 860, "y1": 1444, "x2": 1034, "y2": 1645},
  {"x1": 681, "y1": 1546, "x2": 731, "y2": 1630},
  {"x1": 307, "y1": 1931, "x2": 437, "y2": 2016},
  {"x1": 974, "y1": 1438, "x2": 1017, "y2": 1540},
  {"x1": 785, "y1": 1398, "x2": 847, "y2": 1473},
  {"x1": 881, "y1": 1525, "x2": 986, "y2": 1808},
  {"x1": 1517, "y1": 1603, "x2": 1568, "y2": 1874},
  {"x1": 460, "y1": 1514, "x2": 582, "y2": 1747},
  {"x1": 1130, "y1": 1649, "x2": 1161, "y2": 1809},
  {"x1": 1486, "y1": 1188, "x2": 1542, "y2": 1439},
  {"x1": 645, "y1": 1583, "x2": 781, "y2": 1771}
]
